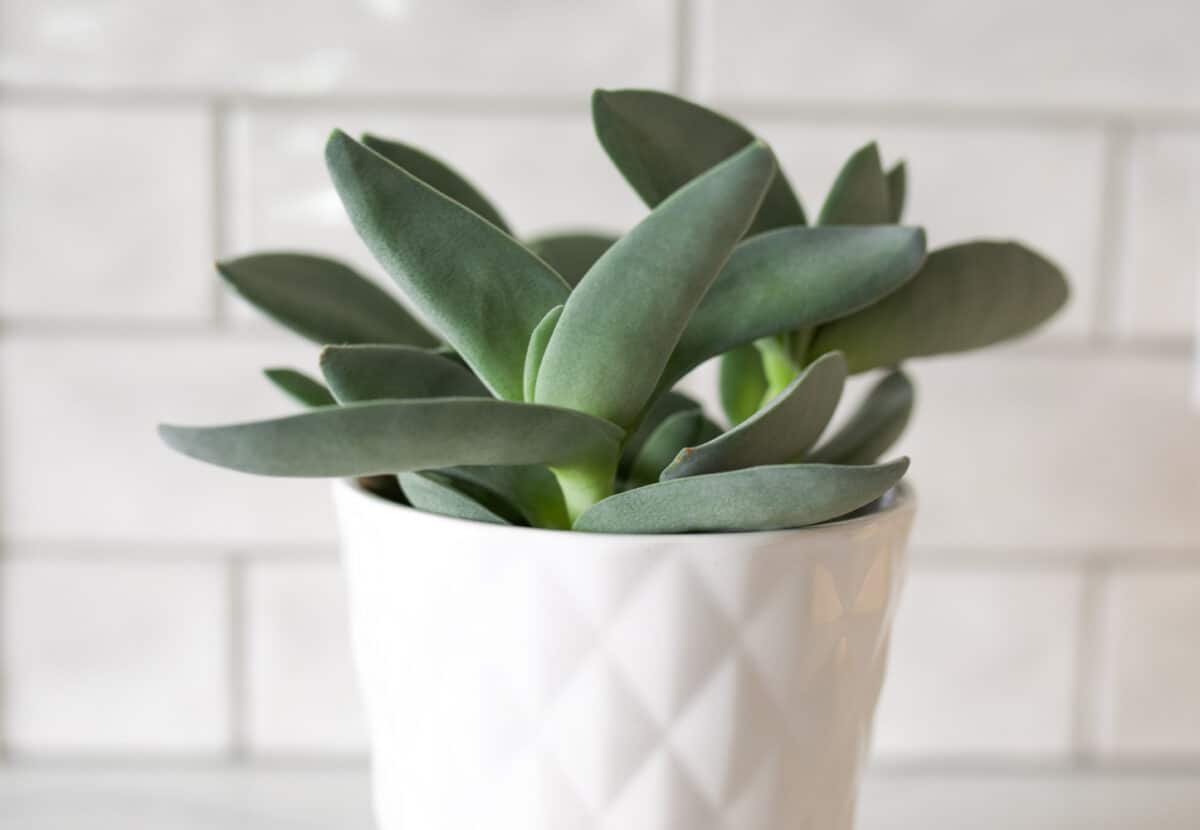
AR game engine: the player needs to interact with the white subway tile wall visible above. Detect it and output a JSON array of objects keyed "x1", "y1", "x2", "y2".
[{"x1": 0, "y1": 0, "x2": 1197, "y2": 771}]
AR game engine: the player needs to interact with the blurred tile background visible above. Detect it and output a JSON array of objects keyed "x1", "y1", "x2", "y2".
[{"x1": 0, "y1": 0, "x2": 1198, "y2": 780}]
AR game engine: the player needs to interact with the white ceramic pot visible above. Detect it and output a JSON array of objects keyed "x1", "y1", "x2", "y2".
[{"x1": 334, "y1": 479, "x2": 915, "y2": 830}]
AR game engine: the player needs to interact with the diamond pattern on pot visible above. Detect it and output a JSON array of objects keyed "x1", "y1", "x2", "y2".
[{"x1": 335, "y1": 482, "x2": 914, "y2": 830}]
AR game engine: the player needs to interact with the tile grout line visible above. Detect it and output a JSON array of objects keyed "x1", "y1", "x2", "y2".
[
  {"x1": 1090, "y1": 122, "x2": 1134, "y2": 342},
  {"x1": 8, "y1": 84, "x2": 1200, "y2": 129},
  {"x1": 0, "y1": 316, "x2": 1194, "y2": 355},
  {"x1": 209, "y1": 99, "x2": 231, "y2": 328},
  {"x1": 226, "y1": 558, "x2": 248, "y2": 762},
  {"x1": 672, "y1": 0, "x2": 696, "y2": 97},
  {"x1": 1070, "y1": 559, "x2": 1110, "y2": 767}
]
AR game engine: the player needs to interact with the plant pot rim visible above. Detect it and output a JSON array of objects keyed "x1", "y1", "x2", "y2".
[{"x1": 335, "y1": 477, "x2": 915, "y2": 542}]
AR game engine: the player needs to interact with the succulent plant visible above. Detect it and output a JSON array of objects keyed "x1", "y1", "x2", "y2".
[{"x1": 159, "y1": 89, "x2": 1068, "y2": 533}]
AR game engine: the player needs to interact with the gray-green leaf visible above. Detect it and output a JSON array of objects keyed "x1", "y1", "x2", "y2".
[
  {"x1": 437, "y1": 465, "x2": 569, "y2": 530},
  {"x1": 534, "y1": 141, "x2": 775, "y2": 429},
  {"x1": 808, "y1": 369, "x2": 914, "y2": 465},
  {"x1": 618, "y1": 390, "x2": 702, "y2": 478},
  {"x1": 159, "y1": 399, "x2": 623, "y2": 477},
  {"x1": 575, "y1": 459, "x2": 910, "y2": 533},
  {"x1": 320, "y1": 345, "x2": 488, "y2": 403},
  {"x1": 886, "y1": 161, "x2": 907, "y2": 223},
  {"x1": 523, "y1": 305, "x2": 563, "y2": 402},
  {"x1": 661, "y1": 225, "x2": 926, "y2": 391},
  {"x1": 806, "y1": 241, "x2": 1069, "y2": 373},
  {"x1": 361, "y1": 134, "x2": 511, "y2": 233},
  {"x1": 719, "y1": 344, "x2": 769, "y2": 425},
  {"x1": 398, "y1": 472, "x2": 511, "y2": 525},
  {"x1": 593, "y1": 88, "x2": 806, "y2": 233},
  {"x1": 662, "y1": 352, "x2": 846, "y2": 480},
  {"x1": 326, "y1": 130, "x2": 570, "y2": 401},
  {"x1": 527, "y1": 233, "x2": 617, "y2": 286},
  {"x1": 818, "y1": 142, "x2": 891, "y2": 226},
  {"x1": 218, "y1": 253, "x2": 439, "y2": 348},
  {"x1": 628, "y1": 409, "x2": 721, "y2": 488},
  {"x1": 263, "y1": 368, "x2": 336, "y2": 408}
]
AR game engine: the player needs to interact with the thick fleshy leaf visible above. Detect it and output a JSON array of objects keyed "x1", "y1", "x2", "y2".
[
  {"x1": 398, "y1": 472, "x2": 511, "y2": 525},
  {"x1": 660, "y1": 225, "x2": 926, "y2": 391},
  {"x1": 718, "y1": 344, "x2": 768, "y2": 425},
  {"x1": 593, "y1": 88, "x2": 806, "y2": 233},
  {"x1": 326, "y1": 130, "x2": 571, "y2": 401},
  {"x1": 263, "y1": 368, "x2": 336, "y2": 408},
  {"x1": 159, "y1": 399, "x2": 623, "y2": 477},
  {"x1": 527, "y1": 233, "x2": 617, "y2": 286},
  {"x1": 523, "y1": 305, "x2": 562, "y2": 402},
  {"x1": 817, "y1": 142, "x2": 891, "y2": 226},
  {"x1": 618, "y1": 390, "x2": 702, "y2": 478},
  {"x1": 886, "y1": 161, "x2": 907, "y2": 223},
  {"x1": 807, "y1": 241, "x2": 1069, "y2": 373},
  {"x1": 575, "y1": 459, "x2": 910, "y2": 533},
  {"x1": 628, "y1": 410, "x2": 722, "y2": 488},
  {"x1": 319, "y1": 345, "x2": 488, "y2": 403},
  {"x1": 662, "y1": 352, "x2": 846, "y2": 480},
  {"x1": 218, "y1": 253, "x2": 438, "y2": 347},
  {"x1": 438, "y1": 465, "x2": 569, "y2": 530},
  {"x1": 808, "y1": 370, "x2": 914, "y2": 465},
  {"x1": 535, "y1": 142, "x2": 775, "y2": 428},
  {"x1": 361, "y1": 134, "x2": 511, "y2": 233}
]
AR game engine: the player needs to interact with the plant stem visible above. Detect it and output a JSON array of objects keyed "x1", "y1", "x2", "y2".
[
  {"x1": 754, "y1": 335, "x2": 799, "y2": 401},
  {"x1": 552, "y1": 455, "x2": 618, "y2": 526}
]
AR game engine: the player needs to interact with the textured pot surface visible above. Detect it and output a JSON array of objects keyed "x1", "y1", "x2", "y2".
[{"x1": 334, "y1": 480, "x2": 915, "y2": 830}]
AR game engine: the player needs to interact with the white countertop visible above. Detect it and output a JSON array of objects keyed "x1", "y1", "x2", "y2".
[{"x1": 2, "y1": 766, "x2": 1197, "y2": 829}]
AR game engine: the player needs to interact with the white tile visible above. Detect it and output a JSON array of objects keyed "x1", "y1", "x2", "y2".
[
  {"x1": 696, "y1": 0, "x2": 1200, "y2": 111},
  {"x1": 226, "y1": 107, "x2": 647, "y2": 294},
  {"x1": 0, "y1": 103, "x2": 211, "y2": 321},
  {"x1": 245, "y1": 561, "x2": 367, "y2": 755},
  {"x1": 1096, "y1": 569, "x2": 1200, "y2": 757},
  {"x1": 0, "y1": 0, "x2": 673, "y2": 95},
  {"x1": 0, "y1": 334, "x2": 338, "y2": 547},
  {"x1": 741, "y1": 118, "x2": 1106, "y2": 337},
  {"x1": 895, "y1": 351, "x2": 1200, "y2": 554},
  {"x1": 873, "y1": 568, "x2": 1082, "y2": 758},
  {"x1": 1, "y1": 559, "x2": 229, "y2": 754},
  {"x1": 1114, "y1": 130, "x2": 1200, "y2": 340}
]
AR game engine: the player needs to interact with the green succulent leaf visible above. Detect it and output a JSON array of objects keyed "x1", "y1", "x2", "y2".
[
  {"x1": 320, "y1": 345, "x2": 488, "y2": 403},
  {"x1": 628, "y1": 409, "x2": 722, "y2": 488},
  {"x1": 326, "y1": 130, "x2": 571, "y2": 401},
  {"x1": 263, "y1": 368, "x2": 336, "y2": 408},
  {"x1": 886, "y1": 161, "x2": 907, "y2": 223},
  {"x1": 719, "y1": 344, "x2": 769, "y2": 425},
  {"x1": 218, "y1": 253, "x2": 439, "y2": 348},
  {"x1": 397, "y1": 472, "x2": 511, "y2": 525},
  {"x1": 437, "y1": 465, "x2": 568, "y2": 530},
  {"x1": 817, "y1": 142, "x2": 891, "y2": 226},
  {"x1": 523, "y1": 305, "x2": 563, "y2": 402},
  {"x1": 593, "y1": 88, "x2": 806, "y2": 233},
  {"x1": 662, "y1": 351, "x2": 846, "y2": 481},
  {"x1": 618, "y1": 390, "x2": 702, "y2": 478},
  {"x1": 361, "y1": 134, "x2": 511, "y2": 233},
  {"x1": 660, "y1": 225, "x2": 926, "y2": 391},
  {"x1": 806, "y1": 241, "x2": 1069, "y2": 373},
  {"x1": 808, "y1": 369, "x2": 914, "y2": 465},
  {"x1": 534, "y1": 141, "x2": 776, "y2": 428},
  {"x1": 159, "y1": 399, "x2": 623, "y2": 477},
  {"x1": 527, "y1": 233, "x2": 617, "y2": 286},
  {"x1": 575, "y1": 458, "x2": 910, "y2": 533}
]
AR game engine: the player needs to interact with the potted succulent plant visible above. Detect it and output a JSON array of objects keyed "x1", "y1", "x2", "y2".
[{"x1": 160, "y1": 90, "x2": 1067, "y2": 829}]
